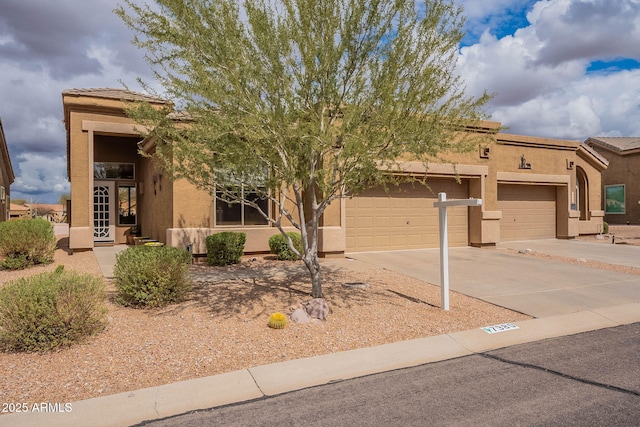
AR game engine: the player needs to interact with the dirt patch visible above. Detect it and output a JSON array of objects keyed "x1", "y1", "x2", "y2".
[
  {"x1": 0, "y1": 242, "x2": 529, "y2": 407},
  {"x1": 575, "y1": 225, "x2": 640, "y2": 246}
]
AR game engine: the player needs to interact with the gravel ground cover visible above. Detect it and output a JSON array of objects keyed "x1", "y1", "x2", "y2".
[{"x1": 2, "y1": 226, "x2": 639, "y2": 408}]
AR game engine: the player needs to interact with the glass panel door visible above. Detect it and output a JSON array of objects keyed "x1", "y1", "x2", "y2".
[{"x1": 94, "y1": 181, "x2": 115, "y2": 242}]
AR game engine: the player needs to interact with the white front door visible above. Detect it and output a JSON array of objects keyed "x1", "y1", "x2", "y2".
[{"x1": 94, "y1": 181, "x2": 116, "y2": 242}]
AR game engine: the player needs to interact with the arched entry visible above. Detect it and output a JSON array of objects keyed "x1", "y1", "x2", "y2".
[{"x1": 576, "y1": 166, "x2": 589, "y2": 221}]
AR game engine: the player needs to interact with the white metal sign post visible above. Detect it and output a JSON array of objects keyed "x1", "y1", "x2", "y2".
[{"x1": 433, "y1": 192, "x2": 482, "y2": 311}]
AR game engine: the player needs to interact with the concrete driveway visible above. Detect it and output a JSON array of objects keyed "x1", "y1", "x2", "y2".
[{"x1": 347, "y1": 239, "x2": 640, "y2": 317}]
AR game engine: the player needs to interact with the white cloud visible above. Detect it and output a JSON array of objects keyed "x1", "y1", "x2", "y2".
[
  {"x1": 0, "y1": 0, "x2": 154, "y2": 203},
  {"x1": 2, "y1": 0, "x2": 640, "y2": 203},
  {"x1": 457, "y1": 0, "x2": 640, "y2": 139},
  {"x1": 490, "y1": 68, "x2": 640, "y2": 138},
  {"x1": 530, "y1": 0, "x2": 640, "y2": 65},
  {"x1": 10, "y1": 153, "x2": 69, "y2": 202}
]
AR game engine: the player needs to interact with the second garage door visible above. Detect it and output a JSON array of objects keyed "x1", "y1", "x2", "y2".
[
  {"x1": 346, "y1": 178, "x2": 469, "y2": 252},
  {"x1": 498, "y1": 184, "x2": 557, "y2": 241}
]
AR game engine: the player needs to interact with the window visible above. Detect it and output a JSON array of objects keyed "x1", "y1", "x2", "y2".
[
  {"x1": 94, "y1": 162, "x2": 135, "y2": 180},
  {"x1": 118, "y1": 184, "x2": 137, "y2": 225},
  {"x1": 215, "y1": 187, "x2": 269, "y2": 226},
  {"x1": 214, "y1": 166, "x2": 270, "y2": 226},
  {"x1": 604, "y1": 184, "x2": 625, "y2": 214}
]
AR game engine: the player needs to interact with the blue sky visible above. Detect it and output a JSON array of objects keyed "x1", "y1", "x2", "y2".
[{"x1": 1, "y1": 0, "x2": 639, "y2": 203}]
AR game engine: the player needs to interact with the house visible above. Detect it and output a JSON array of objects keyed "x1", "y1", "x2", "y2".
[
  {"x1": 63, "y1": 88, "x2": 608, "y2": 255},
  {"x1": 23, "y1": 203, "x2": 66, "y2": 223},
  {"x1": 9, "y1": 203, "x2": 30, "y2": 220},
  {"x1": 585, "y1": 137, "x2": 640, "y2": 225},
  {"x1": 0, "y1": 117, "x2": 15, "y2": 222}
]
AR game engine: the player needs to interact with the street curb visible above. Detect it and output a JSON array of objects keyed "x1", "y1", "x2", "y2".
[{"x1": 5, "y1": 302, "x2": 639, "y2": 427}]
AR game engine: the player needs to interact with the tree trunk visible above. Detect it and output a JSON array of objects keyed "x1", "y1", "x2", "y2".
[{"x1": 303, "y1": 252, "x2": 323, "y2": 298}]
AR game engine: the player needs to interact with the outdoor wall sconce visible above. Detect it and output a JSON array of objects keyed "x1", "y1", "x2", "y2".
[
  {"x1": 518, "y1": 154, "x2": 531, "y2": 169},
  {"x1": 566, "y1": 159, "x2": 575, "y2": 170},
  {"x1": 480, "y1": 146, "x2": 490, "y2": 158}
]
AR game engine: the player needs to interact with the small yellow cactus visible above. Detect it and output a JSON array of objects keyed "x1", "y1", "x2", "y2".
[{"x1": 268, "y1": 312, "x2": 287, "y2": 329}]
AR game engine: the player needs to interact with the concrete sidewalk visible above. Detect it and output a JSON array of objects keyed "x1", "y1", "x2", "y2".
[{"x1": 6, "y1": 240, "x2": 640, "y2": 426}]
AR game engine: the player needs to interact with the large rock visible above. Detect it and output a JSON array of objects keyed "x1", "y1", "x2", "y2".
[
  {"x1": 290, "y1": 308, "x2": 311, "y2": 324},
  {"x1": 305, "y1": 298, "x2": 329, "y2": 320}
]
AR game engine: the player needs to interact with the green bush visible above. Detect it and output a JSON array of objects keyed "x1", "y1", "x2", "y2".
[
  {"x1": 0, "y1": 218, "x2": 56, "y2": 270},
  {"x1": 0, "y1": 268, "x2": 108, "y2": 352},
  {"x1": 205, "y1": 232, "x2": 246, "y2": 266},
  {"x1": 603, "y1": 222, "x2": 609, "y2": 234},
  {"x1": 114, "y1": 245, "x2": 192, "y2": 308},
  {"x1": 268, "y1": 232, "x2": 303, "y2": 261}
]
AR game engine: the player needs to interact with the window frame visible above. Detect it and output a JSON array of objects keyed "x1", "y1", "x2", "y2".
[
  {"x1": 94, "y1": 162, "x2": 135, "y2": 180},
  {"x1": 604, "y1": 184, "x2": 625, "y2": 214},
  {"x1": 117, "y1": 183, "x2": 138, "y2": 226},
  {"x1": 214, "y1": 185, "x2": 270, "y2": 227}
]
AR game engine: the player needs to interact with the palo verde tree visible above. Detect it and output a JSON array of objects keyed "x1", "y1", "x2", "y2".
[{"x1": 116, "y1": 0, "x2": 492, "y2": 298}]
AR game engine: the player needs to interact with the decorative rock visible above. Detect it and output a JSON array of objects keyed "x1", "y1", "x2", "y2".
[
  {"x1": 290, "y1": 308, "x2": 311, "y2": 324},
  {"x1": 343, "y1": 282, "x2": 369, "y2": 289},
  {"x1": 305, "y1": 298, "x2": 329, "y2": 320}
]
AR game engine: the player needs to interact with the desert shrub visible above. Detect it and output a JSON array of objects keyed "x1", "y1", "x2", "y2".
[
  {"x1": 603, "y1": 222, "x2": 609, "y2": 235},
  {"x1": 0, "y1": 255, "x2": 30, "y2": 271},
  {"x1": 268, "y1": 232, "x2": 303, "y2": 261},
  {"x1": 0, "y1": 218, "x2": 56, "y2": 270},
  {"x1": 0, "y1": 268, "x2": 108, "y2": 352},
  {"x1": 113, "y1": 245, "x2": 192, "y2": 308},
  {"x1": 205, "y1": 232, "x2": 246, "y2": 266}
]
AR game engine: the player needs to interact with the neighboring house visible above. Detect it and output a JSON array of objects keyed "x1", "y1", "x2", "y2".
[
  {"x1": 9, "y1": 203, "x2": 30, "y2": 220},
  {"x1": 24, "y1": 203, "x2": 66, "y2": 223},
  {"x1": 585, "y1": 137, "x2": 640, "y2": 225},
  {"x1": 0, "y1": 117, "x2": 15, "y2": 222},
  {"x1": 64, "y1": 88, "x2": 608, "y2": 255}
]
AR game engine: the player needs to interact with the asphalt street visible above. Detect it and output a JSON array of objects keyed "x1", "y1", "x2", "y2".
[{"x1": 139, "y1": 323, "x2": 640, "y2": 427}]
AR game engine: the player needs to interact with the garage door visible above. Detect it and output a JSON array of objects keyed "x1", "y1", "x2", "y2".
[
  {"x1": 346, "y1": 179, "x2": 469, "y2": 252},
  {"x1": 498, "y1": 184, "x2": 556, "y2": 241}
]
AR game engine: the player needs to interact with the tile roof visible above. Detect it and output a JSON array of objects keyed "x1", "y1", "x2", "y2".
[
  {"x1": 579, "y1": 141, "x2": 609, "y2": 167},
  {"x1": 585, "y1": 137, "x2": 640, "y2": 153},
  {"x1": 9, "y1": 203, "x2": 29, "y2": 212},
  {"x1": 62, "y1": 88, "x2": 168, "y2": 104},
  {"x1": 25, "y1": 203, "x2": 65, "y2": 212}
]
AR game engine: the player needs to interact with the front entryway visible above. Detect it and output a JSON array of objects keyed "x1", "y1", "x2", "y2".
[{"x1": 94, "y1": 181, "x2": 115, "y2": 243}]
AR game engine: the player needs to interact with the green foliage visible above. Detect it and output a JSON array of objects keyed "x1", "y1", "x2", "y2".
[
  {"x1": 113, "y1": 246, "x2": 192, "y2": 308},
  {"x1": 116, "y1": 0, "x2": 493, "y2": 298},
  {"x1": 603, "y1": 222, "x2": 609, "y2": 235},
  {"x1": 0, "y1": 255, "x2": 30, "y2": 271},
  {"x1": 206, "y1": 232, "x2": 246, "y2": 266},
  {"x1": 0, "y1": 218, "x2": 57, "y2": 270},
  {"x1": 0, "y1": 270, "x2": 108, "y2": 352},
  {"x1": 269, "y1": 232, "x2": 303, "y2": 261}
]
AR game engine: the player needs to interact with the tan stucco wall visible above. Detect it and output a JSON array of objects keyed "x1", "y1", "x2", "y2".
[
  {"x1": 402, "y1": 132, "x2": 598, "y2": 244},
  {"x1": 64, "y1": 92, "x2": 607, "y2": 254},
  {"x1": 136, "y1": 154, "x2": 171, "y2": 243},
  {"x1": 65, "y1": 104, "x2": 147, "y2": 248},
  {"x1": 575, "y1": 146, "x2": 606, "y2": 233}
]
